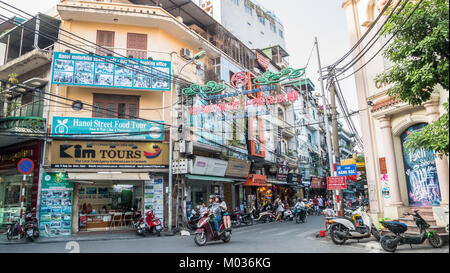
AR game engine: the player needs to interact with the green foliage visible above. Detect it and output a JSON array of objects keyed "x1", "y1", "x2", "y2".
[
  {"x1": 376, "y1": 0, "x2": 449, "y2": 155},
  {"x1": 404, "y1": 102, "x2": 449, "y2": 156}
]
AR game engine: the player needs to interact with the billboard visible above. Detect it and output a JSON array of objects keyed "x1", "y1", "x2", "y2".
[
  {"x1": 51, "y1": 52, "x2": 171, "y2": 91},
  {"x1": 327, "y1": 176, "x2": 347, "y2": 190}
]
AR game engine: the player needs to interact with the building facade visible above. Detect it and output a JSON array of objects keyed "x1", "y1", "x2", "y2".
[{"x1": 342, "y1": 0, "x2": 449, "y2": 230}]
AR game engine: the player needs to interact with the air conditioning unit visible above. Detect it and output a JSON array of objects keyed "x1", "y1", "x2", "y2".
[{"x1": 180, "y1": 48, "x2": 193, "y2": 60}]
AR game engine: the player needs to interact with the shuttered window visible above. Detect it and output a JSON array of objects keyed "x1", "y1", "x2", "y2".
[
  {"x1": 127, "y1": 33, "x2": 147, "y2": 59},
  {"x1": 92, "y1": 94, "x2": 140, "y2": 119},
  {"x1": 96, "y1": 30, "x2": 115, "y2": 56}
]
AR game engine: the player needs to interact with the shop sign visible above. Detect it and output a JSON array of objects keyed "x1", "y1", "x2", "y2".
[
  {"x1": 51, "y1": 116, "x2": 164, "y2": 141},
  {"x1": 51, "y1": 52, "x2": 171, "y2": 91},
  {"x1": 144, "y1": 176, "x2": 164, "y2": 225},
  {"x1": 327, "y1": 176, "x2": 347, "y2": 190},
  {"x1": 50, "y1": 140, "x2": 169, "y2": 169},
  {"x1": 336, "y1": 164, "x2": 357, "y2": 176},
  {"x1": 39, "y1": 173, "x2": 73, "y2": 237},
  {"x1": 225, "y1": 158, "x2": 251, "y2": 178},
  {"x1": 287, "y1": 173, "x2": 302, "y2": 184},
  {"x1": 311, "y1": 177, "x2": 326, "y2": 189},
  {"x1": 276, "y1": 160, "x2": 289, "y2": 181},
  {"x1": 191, "y1": 156, "x2": 228, "y2": 177},
  {"x1": 243, "y1": 174, "x2": 268, "y2": 187}
]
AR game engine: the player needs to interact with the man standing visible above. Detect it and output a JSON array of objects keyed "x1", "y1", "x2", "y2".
[
  {"x1": 318, "y1": 196, "x2": 324, "y2": 216},
  {"x1": 313, "y1": 196, "x2": 319, "y2": 215}
]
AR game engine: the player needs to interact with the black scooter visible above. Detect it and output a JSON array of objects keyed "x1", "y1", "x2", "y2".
[
  {"x1": 379, "y1": 210, "x2": 443, "y2": 252},
  {"x1": 187, "y1": 209, "x2": 201, "y2": 231}
]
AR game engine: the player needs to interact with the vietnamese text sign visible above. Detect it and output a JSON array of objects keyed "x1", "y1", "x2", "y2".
[
  {"x1": 50, "y1": 140, "x2": 169, "y2": 169},
  {"x1": 327, "y1": 176, "x2": 347, "y2": 190},
  {"x1": 225, "y1": 158, "x2": 251, "y2": 178},
  {"x1": 52, "y1": 116, "x2": 164, "y2": 141},
  {"x1": 191, "y1": 156, "x2": 228, "y2": 177},
  {"x1": 336, "y1": 164, "x2": 357, "y2": 176},
  {"x1": 51, "y1": 52, "x2": 171, "y2": 90}
]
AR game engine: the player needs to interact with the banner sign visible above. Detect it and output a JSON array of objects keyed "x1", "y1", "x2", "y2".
[
  {"x1": 144, "y1": 176, "x2": 164, "y2": 226},
  {"x1": 39, "y1": 172, "x2": 73, "y2": 237},
  {"x1": 191, "y1": 156, "x2": 228, "y2": 177},
  {"x1": 276, "y1": 160, "x2": 289, "y2": 181},
  {"x1": 336, "y1": 164, "x2": 357, "y2": 176},
  {"x1": 311, "y1": 177, "x2": 326, "y2": 189},
  {"x1": 50, "y1": 141, "x2": 169, "y2": 169},
  {"x1": 327, "y1": 176, "x2": 347, "y2": 190},
  {"x1": 225, "y1": 158, "x2": 251, "y2": 178},
  {"x1": 51, "y1": 52, "x2": 171, "y2": 90},
  {"x1": 51, "y1": 116, "x2": 164, "y2": 141}
]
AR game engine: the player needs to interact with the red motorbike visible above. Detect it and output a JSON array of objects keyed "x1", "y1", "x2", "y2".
[
  {"x1": 194, "y1": 211, "x2": 231, "y2": 246},
  {"x1": 133, "y1": 209, "x2": 163, "y2": 237}
]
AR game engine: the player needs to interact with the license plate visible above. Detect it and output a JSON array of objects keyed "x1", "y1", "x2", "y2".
[
  {"x1": 156, "y1": 225, "x2": 162, "y2": 231},
  {"x1": 27, "y1": 229, "x2": 33, "y2": 236}
]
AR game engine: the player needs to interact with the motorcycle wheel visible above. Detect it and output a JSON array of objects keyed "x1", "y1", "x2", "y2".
[
  {"x1": 33, "y1": 229, "x2": 40, "y2": 239},
  {"x1": 222, "y1": 232, "x2": 231, "y2": 243},
  {"x1": 330, "y1": 224, "x2": 347, "y2": 245},
  {"x1": 246, "y1": 217, "x2": 254, "y2": 226},
  {"x1": 380, "y1": 235, "x2": 397, "y2": 253},
  {"x1": 371, "y1": 226, "x2": 381, "y2": 241},
  {"x1": 233, "y1": 219, "x2": 241, "y2": 228},
  {"x1": 428, "y1": 234, "x2": 443, "y2": 248},
  {"x1": 295, "y1": 216, "x2": 301, "y2": 224},
  {"x1": 6, "y1": 228, "x2": 13, "y2": 240},
  {"x1": 194, "y1": 232, "x2": 207, "y2": 246},
  {"x1": 302, "y1": 215, "x2": 307, "y2": 223},
  {"x1": 26, "y1": 235, "x2": 34, "y2": 242}
]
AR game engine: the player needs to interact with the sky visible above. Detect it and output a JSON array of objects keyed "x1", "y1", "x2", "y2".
[{"x1": 2, "y1": 0, "x2": 362, "y2": 136}]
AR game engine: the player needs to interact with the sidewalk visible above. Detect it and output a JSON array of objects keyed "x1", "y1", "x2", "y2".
[{"x1": 0, "y1": 229, "x2": 175, "y2": 245}]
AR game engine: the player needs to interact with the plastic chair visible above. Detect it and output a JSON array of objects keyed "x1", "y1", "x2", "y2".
[
  {"x1": 110, "y1": 212, "x2": 122, "y2": 230},
  {"x1": 122, "y1": 212, "x2": 133, "y2": 228}
]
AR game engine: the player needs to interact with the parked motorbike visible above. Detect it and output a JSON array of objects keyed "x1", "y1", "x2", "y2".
[
  {"x1": 379, "y1": 210, "x2": 443, "y2": 252},
  {"x1": 294, "y1": 207, "x2": 307, "y2": 224},
  {"x1": 282, "y1": 208, "x2": 294, "y2": 221},
  {"x1": 194, "y1": 211, "x2": 231, "y2": 246},
  {"x1": 22, "y1": 212, "x2": 39, "y2": 242},
  {"x1": 240, "y1": 210, "x2": 254, "y2": 226},
  {"x1": 132, "y1": 209, "x2": 163, "y2": 236},
  {"x1": 328, "y1": 206, "x2": 381, "y2": 245},
  {"x1": 253, "y1": 207, "x2": 276, "y2": 223},
  {"x1": 187, "y1": 209, "x2": 201, "y2": 231},
  {"x1": 230, "y1": 208, "x2": 242, "y2": 227}
]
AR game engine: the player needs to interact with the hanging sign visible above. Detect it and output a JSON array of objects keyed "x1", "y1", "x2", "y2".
[
  {"x1": 253, "y1": 68, "x2": 305, "y2": 85},
  {"x1": 182, "y1": 81, "x2": 226, "y2": 96}
]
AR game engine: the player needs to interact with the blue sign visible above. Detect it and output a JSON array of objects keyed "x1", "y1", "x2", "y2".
[
  {"x1": 17, "y1": 158, "x2": 34, "y2": 175},
  {"x1": 51, "y1": 52, "x2": 171, "y2": 91},
  {"x1": 336, "y1": 164, "x2": 357, "y2": 176},
  {"x1": 51, "y1": 116, "x2": 164, "y2": 141}
]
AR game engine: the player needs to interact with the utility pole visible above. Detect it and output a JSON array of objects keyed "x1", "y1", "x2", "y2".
[
  {"x1": 315, "y1": 37, "x2": 337, "y2": 213},
  {"x1": 328, "y1": 72, "x2": 344, "y2": 217}
]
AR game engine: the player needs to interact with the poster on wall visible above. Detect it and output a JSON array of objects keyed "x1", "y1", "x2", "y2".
[
  {"x1": 401, "y1": 123, "x2": 441, "y2": 207},
  {"x1": 39, "y1": 173, "x2": 73, "y2": 237},
  {"x1": 144, "y1": 176, "x2": 164, "y2": 226}
]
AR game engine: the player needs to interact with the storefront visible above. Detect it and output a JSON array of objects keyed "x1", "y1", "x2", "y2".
[
  {"x1": 0, "y1": 141, "x2": 42, "y2": 231},
  {"x1": 224, "y1": 158, "x2": 251, "y2": 211},
  {"x1": 310, "y1": 177, "x2": 328, "y2": 198},
  {"x1": 243, "y1": 174, "x2": 270, "y2": 211},
  {"x1": 43, "y1": 140, "x2": 169, "y2": 235}
]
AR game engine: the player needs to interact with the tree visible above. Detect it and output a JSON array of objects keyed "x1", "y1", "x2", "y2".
[{"x1": 375, "y1": 0, "x2": 449, "y2": 156}]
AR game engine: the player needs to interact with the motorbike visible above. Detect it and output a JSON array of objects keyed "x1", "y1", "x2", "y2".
[
  {"x1": 194, "y1": 211, "x2": 231, "y2": 246},
  {"x1": 328, "y1": 206, "x2": 381, "y2": 245},
  {"x1": 379, "y1": 210, "x2": 443, "y2": 252},
  {"x1": 187, "y1": 209, "x2": 201, "y2": 231},
  {"x1": 132, "y1": 209, "x2": 163, "y2": 236},
  {"x1": 230, "y1": 208, "x2": 242, "y2": 227},
  {"x1": 294, "y1": 207, "x2": 307, "y2": 224},
  {"x1": 240, "y1": 210, "x2": 254, "y2": 226},
  {"x1": 253, "y1": 207, "x2": 276, "y2": 223},
  {"x1": 282, "y1": 208, "x2": 294, "y2": 221},
  {"x1": 7, "y1": 212, "x2": 39, "y2": 242}
]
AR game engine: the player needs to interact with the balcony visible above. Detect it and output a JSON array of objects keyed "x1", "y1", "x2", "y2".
[{"x1": 272, "y1": 117, "x2": 295, "y2": 138}]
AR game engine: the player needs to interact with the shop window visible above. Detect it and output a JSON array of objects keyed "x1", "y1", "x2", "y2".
[{"x1": 92, "y1": 93, "x2": 140, "y2": 119}]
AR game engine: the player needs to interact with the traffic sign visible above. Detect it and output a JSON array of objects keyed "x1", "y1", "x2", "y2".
[
  {"x1": 336, "y1": 164, "x2": 357, "y2": 176},
  {"x1": 17, "y1": 158, "x2": 34, "y2": 175},
  {"x1": 327, "y1": 176, "x2": 347, "y2": 190}
]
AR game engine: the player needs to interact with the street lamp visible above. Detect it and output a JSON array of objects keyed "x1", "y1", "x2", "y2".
[{"x1": 168, "y1": 50, "x2": 206, "y2": 233}]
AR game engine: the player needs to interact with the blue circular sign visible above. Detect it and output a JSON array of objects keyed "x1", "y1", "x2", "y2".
[{"x1": 17, "y1": 158, "x2": 34, "y2": 175}]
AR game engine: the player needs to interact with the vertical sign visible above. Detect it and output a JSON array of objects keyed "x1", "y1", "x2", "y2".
[{"x1": 144, "y1": 176, "x2": 164, "y2": 226}]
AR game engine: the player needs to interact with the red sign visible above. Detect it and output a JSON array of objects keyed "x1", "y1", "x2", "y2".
[
  {"x1": 327, "y1": 176, "x2": 347, "y2": 190},
  {"x1": 17, "y1": 158, "x2": 34, "y2": 175},
  {"x1": 243, "y1": 174, "x2": 268, "y2": 187}
]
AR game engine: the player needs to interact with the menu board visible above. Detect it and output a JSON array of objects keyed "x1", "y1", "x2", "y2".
[
  {"x1": 51, "y1": 52, "x2": 171, "y2": 91},
  {"x1": 39, "y1": 173, "x2": 74, "y2": 237},
  {"x1": 144, "y1": 176, "x2": 164, "y2": 225}
]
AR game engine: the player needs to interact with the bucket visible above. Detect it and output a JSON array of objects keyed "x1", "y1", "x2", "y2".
[{"x1": 319, "y1": 230, "x2": 326, "y2": 237}]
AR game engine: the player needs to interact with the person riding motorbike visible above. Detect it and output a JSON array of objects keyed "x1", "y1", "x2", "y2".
[
  {"x1": 209, "y1": 195, "x2": 223, "y2": 237},
  {"x1": 293, "y1": 199, "x2": 306, "y2": 215}
]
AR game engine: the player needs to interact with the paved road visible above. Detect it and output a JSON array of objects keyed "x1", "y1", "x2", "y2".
[{"x1": 0, "y1": 215, "x2": 448, "y2": 253}]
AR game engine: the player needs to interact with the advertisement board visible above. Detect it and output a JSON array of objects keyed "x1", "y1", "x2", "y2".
[
  {"x1": 225, "y1": 158, "x2": 251, "y2": 178},
  {"x1": 52, "y1": 116, "x2": 164, "y2": 141},
  {"x1": 51, "y1": 52, "x2": 171, "y2": 91},
  {"x1": 144, "y1": 176, "x2": 164, "y2": 225},
  {"x1": 327, "y1": 176, "x2": 347, "y2": 190},
  {"x1": 191, "y1": 156, "x2": 228, "y2": 177},
  {"x1": 50, "y1": 141, "x2": 169, "y2": 169},
  {"x1": 39, "y1": 173, "x2": 73, "y2": 237}
]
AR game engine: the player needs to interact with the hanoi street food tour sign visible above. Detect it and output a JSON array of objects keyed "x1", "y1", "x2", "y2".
[{"x1": 51, "y1": 116, "x2": 164, "y2": 141}]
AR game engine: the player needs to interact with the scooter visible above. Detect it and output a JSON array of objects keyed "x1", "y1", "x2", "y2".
[
  {"x1": 133, "y1": 209, "x2": 163, "y2": 236},
  {"x1": 294, "y1": 207, "x2": 307, "y2": 224},
  {"x1": 131, "y1": 209, "x2": 144, "y2": 236},
  {"x1": 379, "y1": 210, "x2": 443, "y2": 252},
  {"x1": 230, "y1": 208, "x2": 242, "y2": 227},
  {"x1": 194, "y1": 211, "x2": 231, "y2": 246},
  {"x1": 240, "y1": 210, "x2": 254, "y2": 226},
  {"x1": 187, "y1": 209, "x2": 201, "y2": 231},
  {"x1": 22, "y1": 212, "x2": 39, "y2": 242},
  {"x1": 328, "y1": 206, "x2": 381, "y2": 245},
  {"x1": 282, "y1": 208, "x2": 295, "y2": 221},
  {"x1": 253, "y1": 207, "x2": 276, "y2": 223}
]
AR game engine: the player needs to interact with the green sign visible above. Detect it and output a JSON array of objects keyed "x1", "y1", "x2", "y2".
[
  {"x1": 253, "y1": 68, "x2": 305, "y2": 85},
  {"x1": 182, "y1": 81, "x2": 226, "y2": 96},
  {"x1": 39, "y1": 173, "x2": 73, "y2": 237}
]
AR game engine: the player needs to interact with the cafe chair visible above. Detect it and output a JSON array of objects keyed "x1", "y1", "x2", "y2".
[
  {"x1": 122, "y1": 212, "x2": 133, "y2": 228},
  {"x1": 110, "y1": 212, "x2": 123, "y2": 230}
]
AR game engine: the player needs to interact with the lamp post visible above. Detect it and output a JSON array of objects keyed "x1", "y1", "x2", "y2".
[{"x1": 168, "y1": 50, "x2": 206, "y2": 233}]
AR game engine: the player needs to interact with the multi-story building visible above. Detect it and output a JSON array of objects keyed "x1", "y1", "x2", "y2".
[
  {"x1": 342, "y1": 0, "x2": 449, "y2": 232},
  {"x1": 195, "y1": 0, "x2": 286, "y2": 50},
  {"x1": 337, "y1": 121, "x2": 355, "y2": 160}
]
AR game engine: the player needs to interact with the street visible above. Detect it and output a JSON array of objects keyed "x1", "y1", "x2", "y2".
[{"x1": 1, "y1": 215, "x2": 448, "y2": 253}]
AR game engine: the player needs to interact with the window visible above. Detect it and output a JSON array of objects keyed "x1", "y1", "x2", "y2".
[
  {"x1": 270, "y1": 23, "x2": 276, "y2": 33},
  {"x1": 258, "y1": 15, "x2": 265, "y2": 25},
  {"x1": 279, "y1": 29, "x2": 284, "y2": 38},
  {"x1": 93, "y1": 94, "x2": 139, "y2": 119},
  {"x1": 247, "y1": 22, "x2": 251, "y2": 26},
  {"x1": 260, "y1": 31, "x2": 264, "y2": 35},
  {"x1": 96, "y1": 30, "x2": 115, "y2": 56},
  {"x1": 127, "y1": 33, "x2": 147, "y2": 59},
  {"x1": 244, "y1": 2, "x2": 252, "y2": 15}
]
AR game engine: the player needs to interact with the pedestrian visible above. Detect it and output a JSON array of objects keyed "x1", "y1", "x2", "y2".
[
  {"x1": 313, "y1": 196, "x2": 319, "y2": 215},
  {"x1": 217, "y1": 196, "x2": 231, "y2": 230},
  {"x1": 275, "y1": 199, "x2": 284, "y2": 222},
  {"x1": 318, "y1": 196, "x2": 324, "y2": 216}
]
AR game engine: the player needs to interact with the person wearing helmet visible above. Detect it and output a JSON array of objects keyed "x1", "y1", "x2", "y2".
[{"x1": 209, "y1": 195, "x2": 222, "y2": 236}]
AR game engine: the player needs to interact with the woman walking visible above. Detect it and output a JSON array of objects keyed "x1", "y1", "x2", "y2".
[{"x1": 275, "y1": 199, "x2": 284, "y2": 222}]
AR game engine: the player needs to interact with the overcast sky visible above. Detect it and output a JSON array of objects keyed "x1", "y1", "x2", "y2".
[{"x1": 2, "y1": 0, "x2": 361, "y2": 135}]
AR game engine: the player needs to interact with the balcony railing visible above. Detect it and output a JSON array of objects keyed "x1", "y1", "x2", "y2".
[{"x1": 0, "y1": 116, "x2": 46, "y2": 132}]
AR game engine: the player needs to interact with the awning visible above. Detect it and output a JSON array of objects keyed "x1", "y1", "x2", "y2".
[
  {"x1": 186, "y1": 175, "x2": 234, "y2": 183},
  {"x1": 68, "y1": 172, "x2": 150, "y2": 181}
]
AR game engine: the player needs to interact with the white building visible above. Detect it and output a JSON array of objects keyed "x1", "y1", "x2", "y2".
[{"x1": 195, "y1": 0, "x2": 286, "y2": 50}]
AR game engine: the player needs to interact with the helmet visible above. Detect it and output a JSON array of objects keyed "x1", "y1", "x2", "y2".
[{"x1": 209, "y1": 195, "x2": 216, "y2": 200}]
